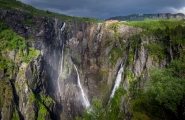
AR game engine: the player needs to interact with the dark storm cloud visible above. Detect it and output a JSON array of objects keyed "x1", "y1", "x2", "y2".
[{"x1": 19, "y1": 0, "x2": 185, "y2": 20}]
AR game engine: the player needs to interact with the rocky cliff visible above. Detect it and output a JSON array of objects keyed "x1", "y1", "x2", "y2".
[{"x1": 0, "y1": 7, "x2": 185, "y2": 120}]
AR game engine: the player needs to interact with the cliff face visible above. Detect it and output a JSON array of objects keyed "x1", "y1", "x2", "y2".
[
  {"x1": 0, "y1": 9, "x2": 185, "y2": 120},
  {"x1": 0, "y1": 9, "x2": 63, "y2": 120}
]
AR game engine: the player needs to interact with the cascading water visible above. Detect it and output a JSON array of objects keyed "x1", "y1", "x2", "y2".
[
  {"x1": 57, "y1": 46, "x2": 64, "y2": 98},
  {"x1": 57, "y1": 22, "x2": 65, "y2": 98},
  {"x1": 110, "y1": 64, "x2": 124, "y2": 99},
  {"x1": 61, "y1": 22, "x2": 65, "y2": 32},
  {"x1": 73, "y1": 64, "x2": 90, "y2": 108},
  {"x1": 109, "y1": 43, "x2": 129, "y2": 100}
]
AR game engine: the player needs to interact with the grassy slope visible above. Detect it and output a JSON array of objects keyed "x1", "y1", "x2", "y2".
[
  {"x1": 121, "y1": 19, "x2": 185, "y2": 30},
  {"x1": 0, "y1": 19, "x2": 40, "y2": 70},
  {"x1": 0, "y1": 0, "x2": 100, "y2": 22}
]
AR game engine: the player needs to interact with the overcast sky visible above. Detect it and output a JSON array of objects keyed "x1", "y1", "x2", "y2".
[{"x1": 19, "y1": 0, "x2": 185, "y2": 20}]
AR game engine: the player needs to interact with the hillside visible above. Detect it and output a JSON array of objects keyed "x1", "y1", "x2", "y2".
[
  {"x1": 108, "y1": 13, "x2": 185, "y2": 21},
  {"x1": 0, "y1": 0, "x2": 185, "y2": 120},
  {"x1": 0, "y1": 0, "x2": 99, "y2": 22}
]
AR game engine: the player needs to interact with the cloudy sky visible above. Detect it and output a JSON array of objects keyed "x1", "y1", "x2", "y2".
[{"x1": 19, "y1": 0, "x2": 185, "y2": 20}]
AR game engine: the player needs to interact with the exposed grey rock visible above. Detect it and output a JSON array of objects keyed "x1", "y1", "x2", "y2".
[{"x1": 8, "y1": 50, "x2": 16, "y2": 61}]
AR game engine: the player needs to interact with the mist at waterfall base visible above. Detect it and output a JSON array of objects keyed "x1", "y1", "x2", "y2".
[{"x1": 73, "y1": 64, "x2": 90, "y2": 108}]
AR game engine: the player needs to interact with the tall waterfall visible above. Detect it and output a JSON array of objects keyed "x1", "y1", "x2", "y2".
[
  {"x1": 110, "y1": 64, "x2": 124, "y2": 99},
  {"x1": 61, "y1": 22, "x2": 65, "y2": 32},
  {"x1": 73, "y1": 64, "x2": 90, "y2": 108},
  {"x1": 57, "y1": 45, "x2": 64, "y2": 98},
  {"x1": 109, "y1": 43, "x2": 129, "y2": 100},
  {"x1": 57, "y1": 22, "x2": 65, "y2": 98}
]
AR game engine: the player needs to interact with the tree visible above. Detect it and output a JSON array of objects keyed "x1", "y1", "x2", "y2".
[{"x1": 148, "y1": 57, "x2": 185, "y2": 113}]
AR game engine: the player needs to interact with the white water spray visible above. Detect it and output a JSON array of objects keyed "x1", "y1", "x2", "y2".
[
  {"x1": 57, "y1": 23, "x2": 65, "y2": 98},
  {"x1": 61, "y1": 22, "x2": 66, "y2": 32},
  {"x1": 73, "y1": 64, "x2": 90, "y2": 108},
  {"x1": 57, "y1": 46, "x2": 64, "y2": 98},
  {"x1": 110, "y1": 64, "x2": 124, "y2": 99}
]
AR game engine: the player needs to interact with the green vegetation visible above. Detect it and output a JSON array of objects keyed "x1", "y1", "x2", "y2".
[
  {"x1": 0, "y1": 29, "x2": 26, "y2": 50},
  {"x1": 0, "y1": 0, "x2": 100, "y2": 22},
  {"x1": 131, "y1": 57, "x2": 185, "y2": 119},
  {"x1": 104, "y1": 39, "x2": 112, "y2": 47},
  {"x1": 0, "y1": 80, "x2": 15, "y2": 120},
  {"x1": 124, "y1": 20, "x2": 185, "y2": 60},
  {"x1": 76, "y1": 87, "x2": 126, "y2": 120},
  {"x1": 0, "y1": 19, "x2": 8, "y2": 31},
  {"x1": 104, "y1": 20, "x2": 185, "y2": 119},
  {"x1": 22, "y1": 19, "x2": 35, "y2": 25},
  {"x1": 148, "y1": 57, "x2": 185, "y2": 113},
  {"x1": 144, "y1": 43, "x2": 166, "y2": 59},
  {"x1": 109, "y1": 22, "x2": 120, "y2": 32},
  {"x1": 12, "y1": 110, "x2": 19, "y2": 120},
  {"x1": 99, "y1": 69, "x2": 108, "y2": 77},
  {"x1": 29, "y1": 93, "x2": 55, "y2": 119},
  {"x1": 22, "y1": 47, "x2": 40, "y2": 63},
  {"x1": 37, "y1": 102, "x2": 50, "y2": 119},
  {"x1": 0, "y1": 19, "x2": 41, "y2": 120},
  {"x1": 122, "y1": 19, "x2": 184, "y2": 32},
  {"x1": 0, "y1": 20, "x2": 40, "y2": 70},
  {"x1": 108, "y1": 22, "x2": 126, "y2": 65},
  {"x1": 122, "y1": 20, "x2": 185, "y2": 119},
  {"x1": 29, "y1": 93, "x2": 55, "y2": 106},
  {"x1": 108, "y1": 46, "x2": 126, "y2": 65}
]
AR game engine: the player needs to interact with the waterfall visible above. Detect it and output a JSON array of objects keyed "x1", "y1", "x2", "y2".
[
  {"x1": 57, "y1": 22, "x2": 65, "y2": 98},
  {"x1": 110, "y1": 64, "x2": 124, "y2": 99},
  {"x1": 73, "y1": 64, "x2": 90, "y2": 108},
  {"x1": 57, "y1": 45, "x2": 64, "y2": 98},
  {"x1": 61, "y1": 22, "x2": 66, "y2": 32},
  {"x1": 109, "y1": 42, "x2": 129, "y2": 100}
]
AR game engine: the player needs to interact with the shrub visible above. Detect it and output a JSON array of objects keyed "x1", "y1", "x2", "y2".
[{"x1": 131, "y1": 57, "x2": 185, "y2": 119}]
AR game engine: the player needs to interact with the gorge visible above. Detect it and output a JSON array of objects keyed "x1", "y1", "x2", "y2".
[{"x1": 0, "y1": 1, "x2": 185, "y2": 120}]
